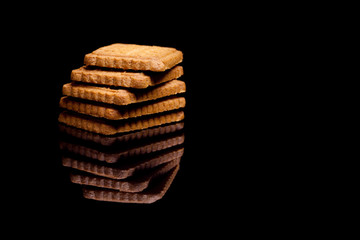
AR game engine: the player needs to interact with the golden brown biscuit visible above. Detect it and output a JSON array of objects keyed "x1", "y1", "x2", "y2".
[
  {"x1": 59, "y1": 96, "x2": 185, "y2": 120},
  {"x1": 84, "y1": 43, "x2": 183, "y2": 72},
  {"x1": 62, "y1": 80, "x2": 186, "y2": 106},
  {"x1": 71, "y1": 66, "x2": 183, "y2": 89}
]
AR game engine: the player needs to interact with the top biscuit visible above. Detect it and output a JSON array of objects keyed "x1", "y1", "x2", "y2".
[{"x1": 84, "y1": 43, "x2": 183, "y2": 72}]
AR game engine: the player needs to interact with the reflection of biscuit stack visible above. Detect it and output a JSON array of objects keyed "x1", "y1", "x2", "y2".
[
  {"x1": 58, "y1": 43, "x2": 186, "y2": 203},
  {"x1": 59, "y1": 123, "x2": 184, "y2": 203},
  {"x1": 58, "y1": 43, "x2": 185, "y2": 135}
]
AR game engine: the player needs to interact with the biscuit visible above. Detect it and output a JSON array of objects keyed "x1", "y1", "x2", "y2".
[
  {"x1": 60, "y1": 96, "x2": 185, "y2": 120},
  {"x1": 84, "y1": 43, "x2": 183, "y2": 72},
  {"x1": 58, "y1": 110, "x2": 184, "y2": 135},
  {"x1": 63, "y1": 79, "x2": 185, "y2": 106},
  {"x1": 82, "y1": 164, "x2": 179, "y2": 203},
  {"x1": 69, "y1": 158, "x2": 181, "y2": 193},
  {"x1": 71, "y1": 66, "x2": 183, "y2": 89},
  {"x1": 58, "y1": 122, "x2": 184, "y2": 146}
]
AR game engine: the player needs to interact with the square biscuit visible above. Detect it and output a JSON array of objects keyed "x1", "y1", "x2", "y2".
[
  {"x1": 62, "y1": 79, "x2": 186, "y2": 106},
  {"x1": 58, "y1": 110, "x2": 185, "y2": 135},
  {"x1": 71, "y1": 65, "x2": 183, "y2": 89},
  {"x1": 59, "y1": 96, "x2": 186, "y2": 120},
  {"x1": 84, "y1": 43, "x2": 183, "y2": 72}
]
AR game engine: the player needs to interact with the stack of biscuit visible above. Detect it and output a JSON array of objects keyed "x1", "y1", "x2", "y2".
[
  {"x1": 58, "y1": 43, "x2": 186, "y2": 203},
  {"x1": 58, "y1": 43, "x2": 185, "y2": 135}
]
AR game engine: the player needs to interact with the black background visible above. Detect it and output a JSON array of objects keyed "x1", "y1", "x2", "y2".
[
  {"x1": 7, "y1": 7, "x2": 286, "y2": 234},
  {"x1": 5, "y1": 3, "x2": 343, "y2": 236}
]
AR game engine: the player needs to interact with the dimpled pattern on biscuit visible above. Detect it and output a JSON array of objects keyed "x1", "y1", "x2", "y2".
[{"x1": 84, "y1": 43, "x2": 183, "y2": 72}]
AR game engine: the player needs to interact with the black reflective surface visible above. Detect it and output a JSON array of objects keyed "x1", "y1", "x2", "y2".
[{"x1": 58, "y1": 121, "x2": 185, "y2": 204}]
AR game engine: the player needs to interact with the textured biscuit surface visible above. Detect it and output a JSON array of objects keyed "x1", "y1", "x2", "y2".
[
  {"x1": 59, "y1": 96, "x2": 185, "y2": 120},
  {"x1": 71, "y1": 66, "x2": 183, "y2": 89},
  {"x1": 62, "y1": 80, "x2": 186, "y2": 106},
  {"x1": 84, "y1": 43, "x2": 183, "y2": 72},
  {"x1": 58, "y1": 110, "x2": 185, "y2": 135}
]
